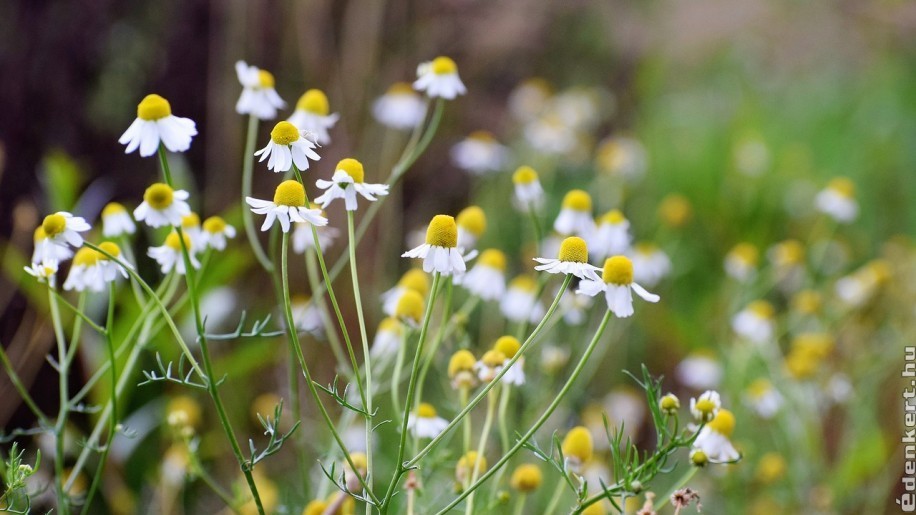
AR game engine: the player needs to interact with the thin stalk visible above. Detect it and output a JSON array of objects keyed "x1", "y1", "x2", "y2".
[
  {"x1": 49, "y1": 291, "x2": 105, "y2": 336},
  {"x1": 0, "y1": 344, "x2": 49, "y2": 424},
  {"x1": 64, "y1": 291, "x2": 88, "y2": 365},
  {"x1": 544, "y1": 479, "x2": 566, "y2": 515},
  {"x1": 465, "y1": 388, "x2": 498, "y2": 515},
  {"x1": 513, "y1": 494, "x2": 527, "y2": 515},
  {"x1": 280, "y1": 234, "x2": 379, "y2": 505},
  {"x1": 79, "y1": 284, "x2": 119, "y2": 514},
  {"x1": 347, "y1": 210, "x2": 375, "y2": 498},
  {"x1": 411, "y1": 277, "x2": 453, "y2": 454},
  {"x1": 304, "y1": 251, "x2": 349, "y2": 374},
  {"x1": 239, "y1": 115, "x2": 274, "y2": 272},
  {"x1": 48, "y1": 285, "x2": 70, "y2": 515},
  {"x1": 118, "y1": 234, "x2": 145, "y2": 305},
  {"x1": 528, "y1": 202, "x2": 543, "y2": 247},
  {"x1": 652, "y1": 466, "x2": 698, "y2": 511},
  {"x1": 390, "y1": 330, "x2": 408, "y2": 420},
  {"x1": 460, "y1": 386, "x2": 471, "y2": 458},
  {"x1": 489, "y1": 385, "x2": 513, "y2": 497},
  {"x1": 437, "y1": 309, "x2": 614, "y2": 514}
]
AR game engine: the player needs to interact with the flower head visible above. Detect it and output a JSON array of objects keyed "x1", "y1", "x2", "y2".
[
  {"x1": 394, "y1": 290, "x2": 425, "y2": 325},
  {"x1": 456, "y1": 205, "x2": 486, "y2": 249},
  {"x1": 24, "y1": 259, "x2": 59, "y2": 284},
  {"x1": 235, "y1": 61, "x2": 285, "y2": 119},
  {"x1": 493, "y1": 335, "x2": 525, "y2": 385},
  {"x1": 291, "y1": 203, "x2": 339, "y2": 253},
  {"x1": 458, "y1": 249, "x2": 506, "y2": 301},
  {"x1": 382, "y1": 268, "x2": 430, "y2": 315},
  {"x1": 371, "y1": 317, "x2": 403, "y2": 358},
  {"x1": 675, "y1": 351, "x2": 723, "y2": 390},
  {"x1": 731, "y1": 300, "x2": 775, "y2": 344},
  {"x1": 534, "y1": 236, "x2": 601, "y2": 280},
  {"x1": 101, "y1": 202, "x2": 136, "y2": 237},
  {"x1": 119, "y1": 94, "x2": 197, "y2": 157},
  {"x1": 554, "y1": 190, "x2": 595, "y2": 237},
  {"x1": 744, "y1": 378, "x2": 783, "y2": 419},
  {"x1": 595, "y1": 136, "x2": 648, "y2": 180},
  {"x1": 287, "y1": 89, "x2": 339, "y2": 145},
  {"x1": 373, "y1": 82, "x2": 428, "y2": 130},
  {"x1": 134, "y1": 183, "x2": 192, "y2": 228},
  {"x1": 407, "y1": 403, "x2": 449, "y2": 439},
  {"x1": 64, "y1": 242, "x2": 131, "y2": 292},
  {"x1": 148, "y1": 231, "x2": 200, "y2": 275},
  {"x1": 724, "y1": 242, "x2": 759, "y2": 282},
  {"x1": 401, "y1": 215, "x2": 466, "y2": 275},
  {"x1": 255, "y1": 121, "x2": 321, "y2": 173},
  {"x1": 512, "y1": 166, "x2": 545, "y2": 209},
  {"x1": 576, "y1": 256, "x2": 660, "y2": 318},
  {"x1": 474, "y1": 349, "x2": 506, "y2": 382},
  {"x1": 815, "y1": 177, "x2": 858, "y2": 223},
  {"x1": 690, "y1": 390, "x2": 721, "y2": 423},
  {"x1": 693, "y1": 408, "x2": 740, "y2": 462},
  {"x1": 314, "y1": 158, "x2": 389, "y2": 211},
  {"x1": 32, "y1": 227, "x2": 72, "y2": 264},
  {"x1": 501, "y1": 275, "x2": 545, "y2": 323},
  {"x1": 510, "y1": 464, "x2": 543, "y2": 493},
  {"x1": 561, "y1": 426, "x2": 593, "y2": 474},
  {"x1": 201, "y1": 216, "x2": 236, "y2": 251},
  {"x1": 589, "y1": 209, "x2": 632, "y2": 259},
  {"x1": 448, "y1": 350, "x2": 477, "y2": 389},
  {"x1": 246, "y1": 180, "x2": 328, "y2": 233},
  {"x1": 659, "y1": 393, "x2": 680, "y2": 416},
  {"x1": 658, "y1": 193, "x2": 693, "y2": 228},
  {"x1": 455, "y1": 451, "x2": 487, "y2": 483},
  {"x1": 630, "y1": 242, "x2": 671, "y2": 287},
  {"x1": 40, "y1": 212, "x2": 91, "y2": 251},
  {"x1": 450, "y1": 131, "x2": 510, "y2": 175},
  {"x1": 414, "y1": 56, "x2": 466, "y2": 100}
]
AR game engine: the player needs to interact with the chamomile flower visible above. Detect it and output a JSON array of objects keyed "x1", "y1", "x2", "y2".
[
  {"x1": 658, "y1": 193, "x2": 693, "y2": 228},
  {"x1": 63, "y1": 242, "x2": 131, "y2": 292},
  {"x1": 407, "y1": 403, "x2": 449, "y2": 439},
  {"x1": 456, "y1": 205, "x2": 486, "y2": 250},
  {"x1": 576, "y1": 256, "x2": 660, "y2": 318},
  {"x1": 689, "y1": 390, "x2": 721, "y2": 423},
  {"x1": 314, "y1": 158, "x2": 389, "y2": 211},
  {"x1": 731, "y1": 300, "x2": 775, "y2": 344},
  {"x1": 402, "y1": 215, "x2": 466, "y2": 276},
  {"x1": 630, "y1": 243, "x2": 671, "y2": 287},
  {"x1": 458, "y1": 249, "x2": 506, "y2": 301},
  {"x1": 595, "y1": 136, "x2": 648, "y2": 180},
  {"x1": 523, "y1": 114, "x2": 579, "y2": 156},
  {"x1": 24, "y1": 260, "x2": 58, "y2": 284},
  {"x1": 534, "y1": 236, "x2": 601, "y2": 280},
  {"x1": 815, "y1": 177, "x2": 858, "y2": 223},
  {"x1": 561, "y1": 426, "x2": 593, "y2": 474},
  {"x1": 508, "y1": 78, "x2": 553, "y2": 122},
  {"x1": 246, "y1": 180, "x2": 328, "y2": 233},
  {"x1": 554, "y1": 190, "x2": 595, "y2": 238},
  {"x1": 449, "y1": 350, "x2": 478, "y2": 390},
  {"x1": 381, "y1": 269, "x2": 430, "y2": 316},
  {"x1": 371, "y1": 317, "x2": 403, "y2": 358},
  {"x1": 234, "y1": 61, "x2": 285, "y2": 119},
  {"x1": 472, "y1": 350, "x2": 504, "y2": 383},
  {"x1": 493, "y1": 336, "x2": 525, "y2": 385},
  {"x1": 287, "y1": 89, "x2": 339, "y2": 145},
  {"x1": 373, "y1": 82, "x2": 428, "y2": 130},
  {"x1": 835, "y1": 260, "x2": 891, "y2": 307},
  {"x1": 560, "y1": 286, "x2": 593, "y2": 325},
  {"x1": 692, "y1": 409, "x2": 740, "y2": 462},
  {"x1": 744, "y1": 379, "x2": 783, "y2": 419},
  {"x1": 450, "y1": 131, "x2": 510, "y2": 175},
  {"x1": 394, "y1": 290, "x2": 425, "y2": 326},
  {"x1": 675, "y1": 351, "x2": 723, "y2": 390},
  {"x1": 32, "y1": 227, "x2": 72, "y2": 264},
  {"x1": 589, "y1": 210, "x2": 631, "y2": 259},
  {"x1": 512, "y1": 166, "x2": 544, "y2": 210},
  {"x1": 133, "y1": 183, "x2": 192, "y2": 228},
  {"x1": 148, "y1": 231, "x2": 200, "y2": 275},
  {"x1": 724, "y1": 242, "x2": 759, "y2": 282},
  {"x1": 413, "y1": 56, "x2": 466, "y2": 100},
  {"x1": 119, "y1": 94, "x2": 197, "y2": 157},
  {"x1": 40, "y1": 212, "x2": 91, "y2": 252},
  {"x1": 201, "y1": 216, "x2": 236, "y2": 251},
  {"x1": 101, "y1": 202, "x2": 136, "y2": 237},
  {"x1": 501, "y1": 275, "x2": 545, "y2": 323},
  {"x1": 291, "y1": 203, "x2": 339, "y2": 253},
  {"x1": 510, "y1": 464, "x2": 543, "y2": 493},
  {"x1": 255, "y1": 121, "x2": 321, "y2": 173},
  {"x1": 768, "y1": 239, "x2": 806, "y2": 290},
  {"x1": 180, "y1": 213, "x2": 204, "y2": 249},
  {"x1": 455, "y1": 451, "x2": 487, "y2": 484},
  {"x1": 785, "y1": 333, "x2": 834, "y2": 379}
]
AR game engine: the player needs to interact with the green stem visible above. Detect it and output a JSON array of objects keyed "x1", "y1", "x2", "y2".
[
  {"x1": 280, "y1": 234, "x2": 379, "y2": 505},
  {"x1": 48, "y1": 285, "x2": 70, "y2": 515},
  {"x1": 304, "y1": 251, "x2": 350, "y2": 374},
  {"x1": 64, "y1": 291, "x2": 88, "y2": 365},
  {"x1": 544, "y1": 479, "x2": 566, "y2": 515},
  {"x1": 347, "y1": 210, "x2": 375, "y2": 496},
  {"x1": 513, "y1": 494, "x2": 527, "y2": 515},
  {"x1": 80, "y1": 284, "x2": 119, "y2": 514},
  {"x1": 0, "y1": 344, "x2": 49, "y2": 424},
  {"x1": 239, "y1": 115, "x2": 274, "y2": 272},
  {"x1": 465, "y1": 388, "x2": 498, "y2": 515},
  {"x1": 411, "y1": 277, "x2": 453, "y2": 455},
  {"x1": 390, "y1": 329, "x2": 408, "y2": 421},
  {"x1": 436, "y1": 309, "x2": 612, "y2": 514}
]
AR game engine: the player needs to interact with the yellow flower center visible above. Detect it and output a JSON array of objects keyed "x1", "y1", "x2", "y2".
[
  {"x1": 562, "y1": 189, "x2": 592, "y2": 211},
  {"x1": 561, "y1": 426, "x2": 594, "y2": 463},
  {"x1": 304, "y1": 500, "x2": 329, "y2": 515},
  {"x1": 481, "y1": 349, "x2": 506, "y2": 368},
  {"x1": 203, "y1": 216, "x2": 227, "y2": 234},
  {"x1": 707, "y1": 408, "x2": 735, "y2": 437},
  {"x1": 42, "y1": 214, "x2": 67, "y2": 237},
  {"x1": 181, "y1": 213, "x2": 200, "y2": 228},
  {"x1": 349, "y1": 453, "x2": 368, "y2": 472},
  {"x1": 270, "y1": 121, "x2": 301, "y2": 145},
  {"x1": 394, "y1": 290, "x2": 424, "y2": 322},
  {"x1": 508, "y1": 275, "x2": 537, "y2": 293},
  {"x1": 748, "y1": 300, "x2": 774, "y2": 319},
  {"x1": 33, "y1": 226, "x2": 47, "y2": 242},
  {"x1": 102, "y1": 202, "x2": 126, "y2": 217},
  {"x1": 73, "y1": 247, "x2": 101, "y2": 267},
  {"x1": 756, "y1": 453, "x2": 787, "y2": 483},
  {"x1": 691, "y1": 449, "x2": 708, "y2": 467},
  {"x1": 257, "y1": 69, "x2": 275, "y2": 88},
  {"x1": 97, "y1": 241, "x2": 122, "y2": 260},
  {"x1": 456, "y1": 206, "x2": 486, "y2": 236},
  {"x1": 730, "y1": 243, "x2": 758, "y2": 265},
  {"x1": 448, "y1": 350, "x2": 476, "y2": 378},
  {"x1": 658, "y1": 194, "x2": 693, "y2": 227},
  {"x1": 273, "y1": 180, "x2": 306, "y2": 207},
  {"x1": 602, "y1": 256, "x2": 633, "y2": 285},
  {"x1": 660, "y1": 394, "x2": 680, "y2": 412},
  {"x1": 431, "y1": 56, "x2": 457, "y2": 75},
  {"x1": 378, "y1": 317, "x2": 403, "y2": 335},
  {"x1": 477, "y1": 249, "x2": 507, "y2": 271},
  {"x1": 510, "y1": 464, "x2": 543, "y2": 492},
  {"x1": 296, "y1": 89, "x2": 330, "y2": 115},
  {"x1": 337, "y1": 158, "x2": 365, "y2": 183},
  {"x1": 828, "y1": 177, "x2": 855, "y2": 198},
  {"x1": 599, "y1": 209, "x2": 626, "y2": 225},
  {"x1": 747, "y1": 378, "x2": 772, "y2": 398},
  {"x1": 773, "y1": 240, "x2": 804, "y2": 265},
  {"x1": 493, "y1": 336, "x2": 521, "y2": 359},
  {"x1": 398, "y1": 269, "x2": 430, "y2": 297},
  {"x1": 512, "y1": 166, "x2": 539, "y2": 185},
  {"x1": 792, "y1": 290, "x2": 821, "y2": 314},
  {"x1": 425, "y1": 215, "x2": 458, "y2": 248},
  {"x1": 165, "y1": 232, "x2": 193, "y2": 251},
  {"x1": 867, "y1": 259, "x2": 892, "y2": 283},
  {"x1": 694, "y1": 398, "x2": 716, "y2": 416},
  {"x1": 387, "y1": 82, "x2": 415, "y2": 95},
  {"x1": 144, "y1": 183, "x2": 175, "y2": 210},
  {"x1": 468, "y1": 130, "x2": 495, "y2": 142},
  {"x1": 416, "y1": 402, "x2": 437, "y2": 419},
  {"x1": 558, "y1": 236, "x2": 588, "y2": 263},
  {"x1": 137, "y1": 94, "x2": 172, "y2": 121}
]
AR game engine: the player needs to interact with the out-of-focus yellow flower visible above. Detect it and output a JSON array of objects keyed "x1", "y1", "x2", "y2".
[
  {"x1": 510, "y1": 463, "x2": 543, "y2": 492},
  {"x1": 756, "y1": 452, "x2": 787, "y2": 484},
  {"x1": 658, "y1": 193, "x2": 693, "y2": 228}
]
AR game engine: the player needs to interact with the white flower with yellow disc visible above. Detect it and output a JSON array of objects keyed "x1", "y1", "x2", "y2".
[
  {"x1": 373, "y1": 82, "x2": 427, "y2": 130},
  {"x1": 101, "y1": 202, "x2": 136, "y2": 237},
  {"x1": 533, "y1": 236, "x2": 601, "y2": 281},
  {"x1": 64, "y1": 243, "x2": 131, "y2": 292},
  {"x1": 413, "y1": 56, "x2": 466, "y2": 100},
  {"x1": 235, "y1": 61, "x2": 285, "y2": 119},
  {"x1": 119, "y1": 94, "x2": 197, "y2": 157},
  {"x1": 402, "y1": 215, "x2": 466, "y2": 276},
  {"x1": 407, "y1": 403, "x2": 449, "y2": 439},
  {"x1": 38, "y1": 212, "x2": 91, "y2": 251},
  {"x1": 553, "y1": 189, "x2": 595, "y2": 238},
  {"x1": 287, "y1": 89, "x2": 339, "y2": 145},
  {"x1": 255, "y1": 121, "x2": 321, "y2": 173},
  {"x1": 246, "y1": 180, "x2": 328, "y2": 233},
  {"x1": 133, "y1": 183, "x2": 192, "y2": 228},
  {"x1": 576, "y1": 255, "x2": 659, "y2": 318},
  {"x1": 314, "y1": 158, "x2": 389, "y2": 211},
  {"x1": 202, "y1": 216, "x2": 236, "y2": 251},
  {"x1": 450, "y1": 131, "x2": 510, "y2": 175},
  {"x1": 148, "y1": 232, "x2": 200, "y2": 275},
  {"x1": 459, "y1": 249, "x2": 507, "y2": 301}
]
